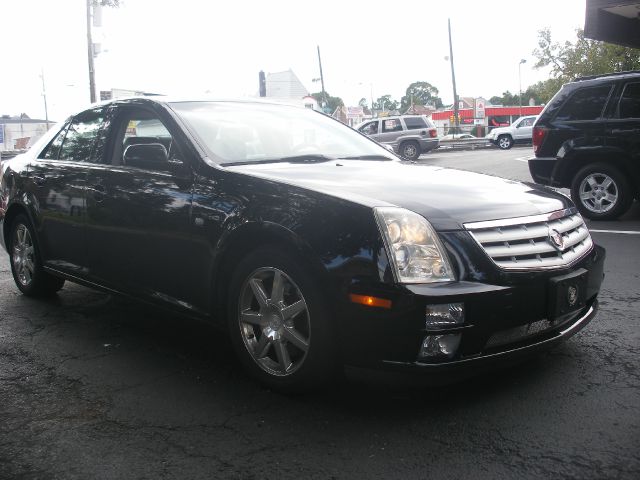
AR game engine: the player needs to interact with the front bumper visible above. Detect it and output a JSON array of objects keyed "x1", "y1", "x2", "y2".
[{"x1": 340, "y1": 244, "x2": 605, "y2": 373}]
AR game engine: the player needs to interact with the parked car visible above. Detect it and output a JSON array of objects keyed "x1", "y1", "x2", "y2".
[
  {"x1": 529, "y1": 71, "x2": 640, "y2": 220},
  {"x1": 439, "y1": 133, "x2": 479, "y2": 141},
  {"x1": 0, "y1": 98, "x2": 605, "y2": 391},
  {"x1": 355, "y1": 115, "x2": 439, "y2": 160},
  {"x1": 486, "y1": 115, "x2": 537, "y2": 149}
]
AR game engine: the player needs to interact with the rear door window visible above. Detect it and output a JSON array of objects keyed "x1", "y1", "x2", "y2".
[
  {"x1": 403, "y1": 117, "x2": 428, "y2": 130},
  {"x1": 382, "y1": 119, "x2": 403, "y2": 133},
  {"x1": 618, "y1": 82, "x2": 640, "y2": 119},
  {"x1": 555, "y1": 85, "x2": 611, "y2": 121}
]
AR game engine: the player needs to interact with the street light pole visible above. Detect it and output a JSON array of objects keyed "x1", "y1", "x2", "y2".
[
  {"x1": 519, "y1": 59, "x2": 526, "y2": 117},
  {"x1": 86, "y1": 0, "x2": 97, "y2": 103},
  {"x1": 447, "y1": 18, "x2": 459, "y2": 134}
]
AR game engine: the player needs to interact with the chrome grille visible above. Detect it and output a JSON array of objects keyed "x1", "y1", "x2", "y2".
[{"x1": 464, "y1": 208, "x2": 593, "y2": 270}]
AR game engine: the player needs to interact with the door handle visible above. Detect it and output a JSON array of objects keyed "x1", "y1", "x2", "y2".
[
  {"x1": 91, "y1": 184, "x2": 105, "y2": 202},
  {"x1": 610, "y1": 128, "x2": 636, "y2": 134},
  {"x1": 32, "y1": 175, "x2": 46, "y2": 186}
]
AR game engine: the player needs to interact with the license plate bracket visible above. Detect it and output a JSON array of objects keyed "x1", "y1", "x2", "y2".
[{"x1": 548, "y1": 268, "x2": 588, "y2": 321}]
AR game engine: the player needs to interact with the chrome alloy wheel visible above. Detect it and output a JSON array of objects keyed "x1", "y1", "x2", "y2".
[
  {"x1": 498, "y1": 136, "x2": 512, "y2": 149},
  {"x1": 579, "y1": 172, "x2": 618, "y2": 214},
  {"x1": 402, "y1": 143, "x2": 418, "y2": 159},
  {"x1": 238, "y1": 267, "x2": 310, "y2": 376},
  {"x1": 12, "y1": 224, "x2": 35, "y2": 287}
]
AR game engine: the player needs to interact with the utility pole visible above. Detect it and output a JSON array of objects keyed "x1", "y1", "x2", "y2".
[
  {"x1": 86, "y1": 0, "x2": 97, "y2": 103},
  {"x1": 447, "y1": 18, "x2": 459, "y2": 134},
  {"x1": 317, "y1": 45, "x2": 328, "y2": 111},
  {"x1": 40, "y1": 68, "x2": 50, "y2": 129}
]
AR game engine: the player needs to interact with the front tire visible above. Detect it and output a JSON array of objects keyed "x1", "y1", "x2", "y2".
[
  {"x1": 570, "y1": 163, "x2": 632, "y2": 221},
  {"x1": 400, "y1": 141, "x2": 421, "y2": 160},
  {"x1": 9, "y1": 214, "x2": 65, "y2": 296},
  {"x1": 227, "y1": 247, "x2": 338, "y2": 392},
  {"x1": 497, "y1": 135, "x2": 513, "y2": 150}
]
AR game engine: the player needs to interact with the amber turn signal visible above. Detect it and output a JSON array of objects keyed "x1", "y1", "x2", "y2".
[{"x1": 349, "y1": 294, "x2": 392, "y2": 309}]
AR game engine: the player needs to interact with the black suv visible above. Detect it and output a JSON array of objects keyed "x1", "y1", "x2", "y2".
[{"x1": 529, "y1": 71, "x2": 640, "y2": 220}]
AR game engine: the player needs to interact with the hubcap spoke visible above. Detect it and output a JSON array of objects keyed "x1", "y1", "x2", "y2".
[
  {"x1": 283, "y1": 326, "x2": 309, "y2": 352},
  {"x1": 601, "y1": 177, "x2": 613, "y2": 190},
  {"x1": 274, "y1": 340, "x2": 292, "y2": 373},
  {"x1": 241, "y1": 310, "x2": 265, "y2": 326},
  {"x1": 249, "y1": 279, "x2": 269, "y2": 309},
  {"x1": 586, "y1": 176, "x2": 598, "y2": 189},
  {"x1": 281, "y1": 299, "x2": 305, "y2": 321},
  {"x1": 271, "y1": 270, "x2": 285, "y2": 304},
  {"x1": 254, "y1": 334, "x2": 271, "y2": 359}
]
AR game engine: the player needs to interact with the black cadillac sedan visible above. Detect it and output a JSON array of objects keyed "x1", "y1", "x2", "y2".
[{"x1": 0, "y1": 98, "x2": 605, "y2": 391}]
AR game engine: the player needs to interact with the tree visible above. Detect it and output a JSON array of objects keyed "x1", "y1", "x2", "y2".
[
  {"x1": 400, "y1": 82, "x2": 444, "y2": 110},
  {"x1": 373, "y1": 95, "x2": 399, "y2": 111},
  {"x1": 358, "y1": 98, "x2": 368, "y2": 109},
  {"x1": 311, "y1": 91, "x2": 344, "y2": 112},
  {"x1": 489, "y1": 87, "x2": 546, "y2": 106},
  {"x1": 533, "y1": 27, "x2": 640, "y2": 89}
]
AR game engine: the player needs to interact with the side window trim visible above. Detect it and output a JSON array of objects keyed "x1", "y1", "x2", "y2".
[
  {"x1": 554, "y1": 84, "x2": 614, "y2": 122},
  {"x1": 616, "y1": 82, "x2": 640, "y2": 119},
  {"x1": 37, "y1": 120, "x2": 71, "y2": 160},
  {"x1": 57, "y1": 107, "x2": 106, "y2": 163}
]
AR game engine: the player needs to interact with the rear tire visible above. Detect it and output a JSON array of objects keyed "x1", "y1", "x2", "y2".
[
  {"x1": 227, "y1": 246, "x2": 339, "y2": 392},
  {"x1": 400, "y1": 141, "x2": 421, "y2": 160},
  {"x1": 8, "y1": 214, "x2": 65, "y2": 296},
  {"x1": 497, "y1": 135, "x2": 513, "y2": 150},
  {"x1": 570, "y1": 163, "x2": 632, "y2": 221}
]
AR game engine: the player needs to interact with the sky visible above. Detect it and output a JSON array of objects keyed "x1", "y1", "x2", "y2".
[{"x1": 2, "y1": 0, "x2": 588, "y2": 121}]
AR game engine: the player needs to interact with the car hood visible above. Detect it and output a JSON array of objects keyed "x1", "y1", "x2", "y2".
[
  {"x1": 224, "y1": 160, "x2": 570, "y2": 231},
  {"x1": 487, "y1": 126, "x2": 509, "y2": 137}
]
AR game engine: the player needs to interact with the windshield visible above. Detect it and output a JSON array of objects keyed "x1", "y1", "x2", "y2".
[{"x1": 170, "y1": 101, "x2": 396, "y2": 165}]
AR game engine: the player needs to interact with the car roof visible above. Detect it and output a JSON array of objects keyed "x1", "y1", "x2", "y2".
[{"x1": 573, "y1": 70, "x2": 640, "y2": 83}]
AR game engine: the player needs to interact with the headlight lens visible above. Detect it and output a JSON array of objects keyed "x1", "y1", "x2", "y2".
[{"x1": 375, "y1": 207, "x2": 454, "y2": 283}]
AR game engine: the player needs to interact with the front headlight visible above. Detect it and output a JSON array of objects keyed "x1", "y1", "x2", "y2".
[{"x1": 374, "y1": 207, "x2": 454, "y2": 284}]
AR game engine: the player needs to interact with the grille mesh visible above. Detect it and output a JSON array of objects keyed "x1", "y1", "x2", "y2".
[{"x1": 464, "y1": 209, "x2": 593, "y2": 270}]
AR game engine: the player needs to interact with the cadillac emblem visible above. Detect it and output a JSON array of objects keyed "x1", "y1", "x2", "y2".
[
  {"x1": 548, "y1": 228, "x2": 565, "y2": 251},
  {"x1": 567, "y1": 285, "x2": 578, "y2": 307}
]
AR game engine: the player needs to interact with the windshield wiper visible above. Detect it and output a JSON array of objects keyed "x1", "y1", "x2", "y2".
[
  {"x1": 337, "y1": 155, "x2": 393, "y2": 161},
  {"x1": 221, "y1": 154, "x2": 336, "y2": 167}
]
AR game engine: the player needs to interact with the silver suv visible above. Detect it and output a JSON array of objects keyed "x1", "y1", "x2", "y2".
[
  {"x1": 485, "y1": 115, "x2": 537, "y2": 150},
  {"x1": 355, "y1": 115, "x2": 439, "y2": 160}
]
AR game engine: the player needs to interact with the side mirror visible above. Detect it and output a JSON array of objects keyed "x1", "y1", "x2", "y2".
[{"x1": 123, "y1": 143, "x2": 169, "y2": 170}]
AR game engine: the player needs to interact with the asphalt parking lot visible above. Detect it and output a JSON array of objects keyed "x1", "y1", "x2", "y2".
[{"x1": 1, "y1": 147, "x2": 639, "y2": 479}]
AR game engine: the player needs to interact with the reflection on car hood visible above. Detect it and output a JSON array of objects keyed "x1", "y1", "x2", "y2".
[{"x1": 224, "y1": 160, "x2": 570, "y2": 230}]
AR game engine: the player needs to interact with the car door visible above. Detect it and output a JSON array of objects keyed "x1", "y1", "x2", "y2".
[
  {"x1": 24, "y1": 107, "x2": 105, "y2": 275},
  {"x1": 375, "y1": 118, "x2": 404, "y2": 146},
  {"x1": 605, "y1": 80, "x2": 640, "y2": 186},
  {"x1": 84, "y1": 103, "x2": 200, "y2": 311},
  {"x1": 513, "y1": 116, "x2": 534, "y2": 141}
]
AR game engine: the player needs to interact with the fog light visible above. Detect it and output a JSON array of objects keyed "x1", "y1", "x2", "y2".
[
  {"x1": 418, "y1": 334, "x2": 461, "y2": 360},
  {"x1": 425, "y1": 303, "x2": 464, "y2": 327}
]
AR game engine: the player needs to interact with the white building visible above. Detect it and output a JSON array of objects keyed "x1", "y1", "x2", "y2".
[
  {"x1": 0, "y1": 115, "x2": 53, "y2": 152},
  {"x1": 263, "y1": 70, "x2": 320, "y2": 111}
]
